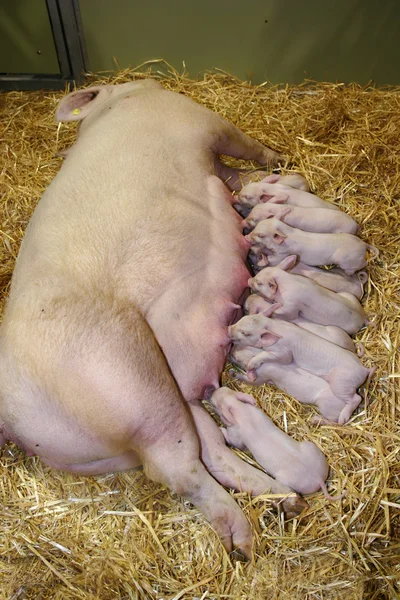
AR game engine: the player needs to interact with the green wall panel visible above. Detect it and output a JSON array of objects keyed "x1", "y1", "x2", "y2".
[
  {"x1": 80, "y1": 0, "x2": 400, "y2": 85},
  {"x1": 0, "y1": 0, "x2": 60, "y2": 74}
]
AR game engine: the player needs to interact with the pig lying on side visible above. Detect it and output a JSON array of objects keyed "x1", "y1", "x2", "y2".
[
  {"x1": 233, "y1": 173, "x2": 311, "y2": 216},
  {"x1": 228, "y1": 308, "x2": 374, "y2": 424},
  {"x1": 244, "y1": 293, "x2": 363, "y2": 355},
  {"x1": 246, "y1": 217, "x2": 379, "y2": 275},
  {"x1": 289, "y1": 262, "x2": 367, "y2": 299},
  {"x1": 229, "y1": 345, "x2": 348, "y2": 423},
  {"x1": 247, "y1": 253, "x2": 367, "y2": 298},
  {"x1": 248, "y1": 255, "x2": 368, "y2": 334},
  {"x1": 236, "y1": 177, "x2": 341, "y2": 214},
  {"x1": 243, "y1": 203, "x2": 358, "y2": 234},
  {"x1": 1, "y1": 79, "x2": 312, "y2": 560},
  {"x1": 210, "y1": 387, "x2": 344, "y2": 499}
]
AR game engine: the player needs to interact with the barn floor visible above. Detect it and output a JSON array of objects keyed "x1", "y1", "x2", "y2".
[{"x1": 0, "y1": 65, "x2": 399, "y2": 600}]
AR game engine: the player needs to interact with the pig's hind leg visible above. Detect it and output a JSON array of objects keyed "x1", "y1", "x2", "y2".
[
  {"x1": 323, "y1": 368, "x2": 363, "y2": 424},
  {"x1": 130, "y1": 369, "x2": 254, "y2": 557},
  {"x1": 189, "y1": 401, "x2": 308, "y2": 520}
]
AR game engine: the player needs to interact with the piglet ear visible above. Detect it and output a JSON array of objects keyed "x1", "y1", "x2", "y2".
[
  {"x1": 262, "y1": 174, "x2": 281, "y2": 184},
  {"x1": 260, "y1": 331, "x2": 281, "y2": 346},
  {"x1": 56, "y1": 86, "x2": 109, "y2": 122},
  {"x1": 235, "y1": 392, "x2": 257, "y2": 405},
  {"x1": 273, "y1": 228, "x2": 287, "y2": 245},
  {"x1": 267, "y1": 277, "x2": 278, "y2": 296},
  {"x1": 262, "y1": 302, "x2": 282, "y2": 317},
  {"x1": 274, "y1": 207, "x2": 292, "y2": 221},
  {"x1": 270, "y1": 192, "x2": 288, "y2": 205},
  {"x1": 278, "y1": 255, "x2": 297, "y2": 271}
]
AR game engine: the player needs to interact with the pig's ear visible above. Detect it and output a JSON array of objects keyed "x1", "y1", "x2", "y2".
[
  {"x1": 235, "y1": 392, "x2": 257, "y2": 405},
  {"x1": 273, "y1": 228, "x2": 287, "y2": 245},
  {"x1": 266, "y1": 277, "x2": 278, "y2": 296},
  {"x1": 260, "y1": 331, "x2": 281, "y2": 346},
  {"x1": 262, "y1": 173, "x2": 281, "y2": 184},
  {"x1": 56, "y1": 86, "x2": 110, "y2": 122},
  {"x1": 274, "y1": 207, "x2": 292, "y2": 221},
  {"x1": 262, "y1": 302, "x2": 281, "y2": 317},
  {"x1": 270, "y1": 192, "x2": 288, "y2": 205},
  {"x1": 278, "y1": 255, "x2": 297, "y2": 271}
]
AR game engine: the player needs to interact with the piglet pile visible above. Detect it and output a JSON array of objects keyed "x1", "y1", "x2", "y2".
[{"x1": 228, "y1": 173, "x2": 377, "y2": 426}]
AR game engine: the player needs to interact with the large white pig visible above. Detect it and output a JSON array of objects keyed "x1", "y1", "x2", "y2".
[{"x1": 0, "y1": 80, "x2": 311, "y2": 559}]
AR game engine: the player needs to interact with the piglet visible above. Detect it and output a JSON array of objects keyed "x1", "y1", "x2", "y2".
[
  {"x1": 229, "y1": 345, "x2": 348, "y2": 423},
  {"x1": 244, "y1": 293, "x2": 363, "y2": 354},
  {"x1": 290, "y1": 262, "x2": 367, "y2": 299},
  {"x1": 243, "y1": 203, "x2": 358, "y2": 234},
  {"x1": 210, "y1": 387, "x2": 344, "y2": 499},
  {"x1": 236, "y1": 179, "x2": 341, "y2": 214},
  {"x1": 246, "y1": 217, "x2": 379, "y2": 275},
  {"x1": 248, "y1": 255, "x2": 368, "y2": 334},
  {"x1": 228, "y1": 309, "x2": 374, "y2": 424},
  {"x1": 261, "y1": 173, "x2": 311, "y2": 192}
]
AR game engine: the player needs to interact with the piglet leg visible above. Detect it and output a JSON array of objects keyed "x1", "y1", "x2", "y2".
[{"x1": 189, "y1": 400, "x2": 308, "y2": 519}]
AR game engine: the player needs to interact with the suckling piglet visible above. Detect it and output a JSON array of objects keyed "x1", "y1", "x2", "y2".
[
  {"x1": 229, "y1": 345, "x2": 348, "y2": 423},
  {"x1": 243, "y1": 203, "x2": 358, "y2": 234},
  {"x1": 248, "y1": 255, "x2": 368, "y2": 334},
  {"x1": 228, "y1": 309, "x2": 374, "y2": 424},
  {"x1": 290, "y1": 262, "x2": 367, "y2": 299},
  {"x1": 246, "y1": 218, "x2": 379, "y2": 275},
  {"x1": 260, "y1": 173, "x2": 311, "y2": 192},
  {"x1": 236, "y1": 178, "x2": 341, "y2": 214},
  {"x1": 210, "y1": 387, "x2": 343, "y2": 499},
  {"x1": 244, "y1": 293, "x2": 363, "y2": 354}
]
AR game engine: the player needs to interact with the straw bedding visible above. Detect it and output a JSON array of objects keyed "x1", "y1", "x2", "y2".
[{"x1": 0, "y1": 63, "x2": 399, "y2": 599}]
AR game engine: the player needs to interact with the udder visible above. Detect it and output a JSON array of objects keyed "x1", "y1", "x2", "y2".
[{"x1": 147, "y1": 176, "x2": 250, "y2": 401}]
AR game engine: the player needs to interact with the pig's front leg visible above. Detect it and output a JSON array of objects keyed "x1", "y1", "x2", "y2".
[
  {"x1": 188, "y1": 401, "x2": 308, "y2": 519},
  {"x1": 247, "y1": 347, "x2": 293, "y2": 372},
  {"x1": 216, "y1": 165, "x2": 275, "y2": 192},
  {"x1": 212, "y1": 117, "x2": 283, "y2": 166}
]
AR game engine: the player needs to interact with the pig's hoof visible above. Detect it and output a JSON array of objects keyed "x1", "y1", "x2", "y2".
[
  {"x1": 230, "y1": 548, "x2": 250, "y2": 563},
  {"x1": 279, "y1": 494, "x2": 308, "y2": 519}
]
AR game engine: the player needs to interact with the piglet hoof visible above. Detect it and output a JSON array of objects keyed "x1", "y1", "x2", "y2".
[
  {"x1": 310, "y1": 415, "x2": 339, "y2": 427},
  {"x1": 277, "y1": 494, "x2": 308, "y2": 519},
  {"x1": 230, "y1": 548, "x2": 250, "y2": 563}
]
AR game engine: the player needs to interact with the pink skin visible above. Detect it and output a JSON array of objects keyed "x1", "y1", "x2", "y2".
[
  {"x1": 236, "y1": 179, "x2": 341, "y2": 214},
  {"x1": 243, "y1": 203, "x2": 359, "y2": 234},
  {"x1": 246, "y1": 218, "x2": 379, "y2": 276},
  {"x1": 229, "y1": 345, "x2": 347, "y2": 424},
  {"x1": 210, "y1": 387, "x2": 344, "y2": 499},
  {"x1": 1, "y1": 80, "x2": 309, "y2": 559},
  {"x1": 233, "y1": 173, "x2": 310, "y2": 217},
  {"x1": 290, "y1": 262, "x2": 367, "y2": 299},
  {"x1": 244, "y1": 293, "x2": 362, "y2": 354},
  {"x1": 248, "y1": 255, "x2": 368, "y2": 335},
  {"x1": 228, "y1": 309, "x2": 374, "y2": 425}
]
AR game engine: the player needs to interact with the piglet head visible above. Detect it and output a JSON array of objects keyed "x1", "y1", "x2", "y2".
[
  {"x1": 228, "y1": 305, "x2": 281, "y2": 347},
  {"x1": 209, "y1": 387, "x2": 256, "y2": 426},
  {"x1": 251, "y1": 270, "x2": 278, "y2": 301}
]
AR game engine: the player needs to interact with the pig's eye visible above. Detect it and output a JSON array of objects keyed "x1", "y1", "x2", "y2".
[{"x1": 269, "y1": 282, "x2": 274, "y2": 288}]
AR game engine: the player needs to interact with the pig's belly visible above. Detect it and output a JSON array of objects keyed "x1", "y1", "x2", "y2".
[{"x1": 145, "y1": 177, "x2": 250, "y2": 401}]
